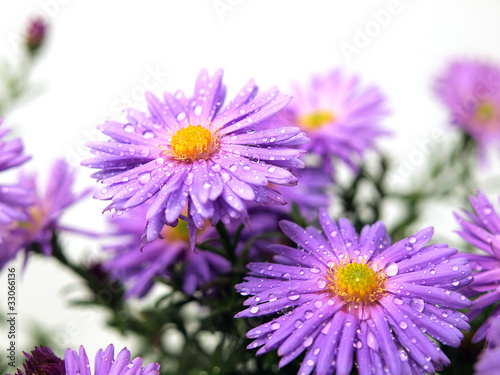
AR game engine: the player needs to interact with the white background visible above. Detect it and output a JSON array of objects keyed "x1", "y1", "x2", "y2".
[{"x1": 1, "y1": 0, "x2": 500, "y2": 368}]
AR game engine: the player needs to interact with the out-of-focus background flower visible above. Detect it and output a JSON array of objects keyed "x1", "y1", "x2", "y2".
[{"x1": 1, "y1": 0, "x2": 500, "y2": 362}]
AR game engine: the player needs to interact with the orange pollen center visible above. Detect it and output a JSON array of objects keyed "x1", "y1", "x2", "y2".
[
  {"x1": 326, "y1": 259, "x2": 387, "y2": 304},
  {"x1": 170, "y1": 125, "x2": 216, "y2": 162},
  {"x1": 299, "y1": 110, "x2": 335, "y2": 129}
]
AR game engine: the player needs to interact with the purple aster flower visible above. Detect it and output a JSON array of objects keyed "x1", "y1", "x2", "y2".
[
  {"x1": 82, "y1": 69, "x2": 308, "y2": 247},
  {"x1": 0, "y1": 118, "x2": 33, "y2": 224},
  {"x1": 276, "y1": 70, "x2": 389, "y2": 174},
  {"x1": 474, "y1": 317, "x2": 500, "y2": 375},
  {"x1": 10, "y1": 346, "x2": 64, "y2": 375},
  {"x1": 0, "y1": 159, "x2": 90, "y2": 270},
  {"x1": 455, "y1": 190, "x2": 500, "y2": 342},
  {"x1": 104, "y1": 202, "x2": 230, "y2": 298},
  {"x1": 435, "y1": 60, "x2": 500, "y2": 152},
  {"x1": 64, "y1": 344, "x2": 160, "y2": 375},
  {"x1": 25, "y1": 16, "x2": 47, "y2": 53},
  {"x1": 236, "y1": 208, "x2": 472, "y2": 375}
]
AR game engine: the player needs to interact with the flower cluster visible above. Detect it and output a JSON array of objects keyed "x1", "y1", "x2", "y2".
[
  {"x1": 5, "y1": 60, "x2": 500, "y2": 375},
  {"x1": 82, "y1": 69, "x2": 309, "y2": 247},
  {"x1": 236, "y1": 208, "x2": 472, "y2": 375}
]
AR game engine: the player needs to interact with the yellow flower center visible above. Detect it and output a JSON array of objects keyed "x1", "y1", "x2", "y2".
[
  {"x1": 17, "y1": 206, "x2": 44, "y2": 233},
  {"x1": 474, "y1": 101, "x2": 498, "y2": 124},
  {"x1": 170, "y1": 125, "x2": 217, "y2": 162},
  {"x1": 161, "y1": 220, "x2": 191, "y2": 243},
  {"x1": 326, "y1": 259, "x2": 387, "y2": 304},
  {"x1": 298, "y1": 110, "x2": 335, "y2": 129}
]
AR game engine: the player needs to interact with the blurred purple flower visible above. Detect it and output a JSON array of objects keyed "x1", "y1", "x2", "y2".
[
  {"x1": 82, "y1": 69, "x2": 308, "y2": 248},
  {"x1": 474, "y1": 317, "x2": 500, "y2": 375},
  {"x1": 277, "y1": 70, "x2": 389, "y2": 175},
  {"x1": 455, "y1": 190, "x2": 500, "y2": 342},
  {"x1": 0, "y1": 159, "x2": 90, "y2": 270},
  {"x1": 25, "y1": 16, "x2": 47, "y2": 53},
  {"x1": 10, "y1": 346, "x2": 64, "y2": 375},
  {"x1": 104, "y1": 203, "x2": 230, "y2": 298},
  {"x1": 0, "y1": 119, "x2": 33, "y2": 224},
  {"x1": 236, "y1": 209, "x2": 471, "y2": 375},
  {"x1": 435, "y1": 60, "x2": 500, "y2": 154}
]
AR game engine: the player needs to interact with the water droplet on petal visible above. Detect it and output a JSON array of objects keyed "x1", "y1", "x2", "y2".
[
  {"x1": 316, "y1": 278, "x2": 327, "y2": 289},
  {"x1": 194, "y1": 105, "x2": 203, "y2": 116},
  {"x1": 384, "y1": 262, "x2": 399, "y2": 277},
  {"x1": 303, "y1": 337, "x2": 313, "y2": 348},
  {"x1": 143, "y1": 130, "x2": 155, "y2": 139},
  {"x1": 287, "y1": 290, "x2": 300, "y2": 301},
  {"x1": 399, "y1": 321, "x2": 408, "y2": 329},
  {"x1": 294, "y1": 319, "x2": 304, "y2": 328},
  {"x1": 271, "y1": 322, "x2": 280, "y2": 330},
  {"x1": 250, "y1": 306, "x2": 259, "y2": 314},
  {"x1": 124, "y1": 124, "x2": 135, "y2": 133},
  {"x1": 138, "y1": 172, "x2": 151, "y2": 185},
  {"x1": 410, "y1": 298, "x2": 425, "y2": 313}
]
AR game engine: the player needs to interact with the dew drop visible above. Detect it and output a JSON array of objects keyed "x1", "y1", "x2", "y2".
[
  {"x1": 124, "y1": 124, "x2": 135, "y2": 133},
  {"x1": 316, "y1": 278, "x2": 327, "y2": 289},
  {"x1": 138, "y1": 172, "x2": 151, "y2": 185},
  {"x1": 314, "y1": 300, "x2": 323, "y2": 309},
  {"x1": 294, "y1": 319, "x2": 304, "y2": 329},
  {"x1": 384, "y1": 262, "x2": 399, "y2": 277},
  {"x1": 155, "y1": 157, "x2": 165, "y2": 165},
  {"x1": 399, "y1": 321, "x2": 408, "y2": 330},
  {"x1": 271, "y1": 322, "x2": 280, "y2": 330},
  {"x1": 194, "y1": 105, "x2": 203, "y2": 116},
  {"x1": 268, "y1": 293, "x2": 277, "y2": 302},
  {"x1": 303, "y1": 337, "x2": 313, "y2": 348},
  {"x1": 452, "y1": 265, "x2": 459, "y2": 271},
  {"x1": 250, "y1": 306, "x2": 259, "y2": 314},
  {"x1": 143, "y1": 130, "x2": 155, "y2": 139},
  {"x1": 410, "y1": 298, "x2": 425, "y2": 313}
]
